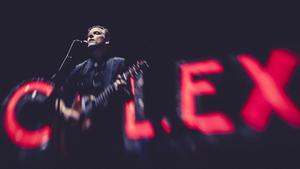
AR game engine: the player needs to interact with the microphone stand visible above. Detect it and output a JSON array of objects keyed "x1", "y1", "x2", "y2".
[
  {"x1": 51, "y1": 39, "x2": 83, "y2": 83},
  {"x1": 45, "y1": 40, "x2": 83, "y2": 123}
]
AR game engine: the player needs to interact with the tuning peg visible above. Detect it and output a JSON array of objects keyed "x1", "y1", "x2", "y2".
[
  {"x1": 144, "y1": 61, "x2": 149, "y2": 68},
  {"x1": 133, "y1": 67, "x2": 139, "y2": 75},
  {"x1": 128, "y1": 68, "x2": 133, "y2": 75}
]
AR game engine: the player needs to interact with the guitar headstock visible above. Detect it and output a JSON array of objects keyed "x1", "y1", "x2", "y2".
[
  {"x1": 121, "y1": 60, "x2": 149, "y2": 80},
  {"x1": 106, "y1": 60, "x2": 149, "y2": 93}
]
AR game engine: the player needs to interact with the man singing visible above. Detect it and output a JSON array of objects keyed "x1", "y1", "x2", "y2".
[{"x1": 55, "y1": 25, "x2": 132, "y2": 169}]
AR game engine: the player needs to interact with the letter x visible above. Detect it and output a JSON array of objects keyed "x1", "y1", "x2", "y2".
[{"x1": 238, "y1": 49, "x2": 300, "y2": 131}]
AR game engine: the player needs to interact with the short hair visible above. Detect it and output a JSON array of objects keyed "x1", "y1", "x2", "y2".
[{"x1": 87, "y1": 25, "x2": 110, "y2": 42}]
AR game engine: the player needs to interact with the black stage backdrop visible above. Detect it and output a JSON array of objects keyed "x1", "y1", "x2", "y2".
[{"x1": 0, "y1": 1, "x2": 299, "y2": 169}]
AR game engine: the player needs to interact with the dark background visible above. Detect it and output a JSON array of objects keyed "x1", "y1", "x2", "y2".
[{"x1": 0, "y1": 1, "x2": 299, "y2": 169}]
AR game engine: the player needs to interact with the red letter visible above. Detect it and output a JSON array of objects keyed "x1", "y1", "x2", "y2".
[
  {"x1": 124, "y1": 78, "x2": 155, "y2": 139},
  {"x1": 4, "y1": 81, "x2": 53, "y2": 149},
  {"x1": 180, "y1": 60, "x2": 235, "y2": 134},
  {"x1": 238, "y1": 49, "x2": 300, "y2": 131},
  {"x1": 161, "y1": 117, "x2": 171, "y2": 134}
]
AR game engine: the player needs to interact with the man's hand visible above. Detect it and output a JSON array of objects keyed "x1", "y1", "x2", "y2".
[
  {"x1": 55, "y1": 98, "x2": 93, "y2": 130},
  {"x1": 114, "y1": 74, "x2": 132, "y2": 99},
  {"x1": 114, "y1": 74, "x2": 128, "y2": 90},
  {"x1": 81, "y1": 95, "x2": 96, "y2": 115},
  {"x1": 55, "y1": 99, "x2": 81, "y2": 121}
]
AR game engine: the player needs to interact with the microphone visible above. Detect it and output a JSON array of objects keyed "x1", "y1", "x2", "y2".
[
  {"x1": 52, "y1": 39, "x2": 87, "y2": 80},
  {"x1": 74, "y1": 39, "x2": 88, "y2": 43}
]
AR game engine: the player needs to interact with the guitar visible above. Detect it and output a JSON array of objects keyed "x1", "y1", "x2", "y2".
[{"x1": 56, "y1": 60, "x2": 149, "y2": 121}]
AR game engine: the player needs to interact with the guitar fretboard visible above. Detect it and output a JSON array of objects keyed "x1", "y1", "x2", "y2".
[{"x1": 93, "y1": 60, "x2": 148, "y2": 107}]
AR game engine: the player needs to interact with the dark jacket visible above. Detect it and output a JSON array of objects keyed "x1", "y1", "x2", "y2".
[
  {"x1": 57, "y1": 56, "x2": 131, "y2": 169},
  {"x1": 62, "y1": 57, "x2": 127, "y2": 106}
]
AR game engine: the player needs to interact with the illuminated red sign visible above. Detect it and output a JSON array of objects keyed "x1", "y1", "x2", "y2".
[
  {"x1": 124, "y1": 78, "x2": 155, "y2": 139},
  {"x1": 238, "y1": 49, "x2": 300, "y2": 131},
  {"x1": 180, "y1": 60, "x2": 235, "y2": 134},
  {"x1": 4, "y1": 48, "x2": 299, "y2": 150},
  {"x1": 4, "y1": 81, "x2": 54, "y2": 149},
  {"x1": 124, "y1": 48, "x2": 300, "y2": 140}
]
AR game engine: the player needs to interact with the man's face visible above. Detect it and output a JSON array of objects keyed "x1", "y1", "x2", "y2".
[{"x1": 87, "y1": 27, "x2": 107, "y2": 47}]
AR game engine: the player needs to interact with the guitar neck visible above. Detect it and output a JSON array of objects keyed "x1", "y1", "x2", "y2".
[
  {"x1": 94, "y1": 83, "x2": 116, "y2": 106},
  {"x1": 92, "y1": 60, "x2": 148, "y2": 107}
]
